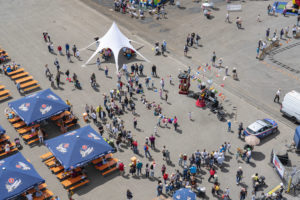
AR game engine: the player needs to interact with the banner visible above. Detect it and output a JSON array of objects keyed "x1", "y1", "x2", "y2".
[{"x1": 273, "y1": 153, "x2": 285, "y2": 179}]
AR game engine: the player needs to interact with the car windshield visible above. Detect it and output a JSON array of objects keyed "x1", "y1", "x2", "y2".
[
  {"x1": 262, "y1": 119, "x2": 272, "y2": 126},
  {"x1": 246, "y1": 127, "x2": 256, "y2": 134}
]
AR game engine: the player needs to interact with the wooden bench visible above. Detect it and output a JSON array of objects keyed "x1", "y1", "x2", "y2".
[
  {"x1": 68, "y1": 179, "x2": 90, "y2": 191},
  {"x1": 7, "y1": 68, "x2": 24, "y2": 76},
  {"x1": 11, "y1": 72, "x2": 29, "y2": 80},
  {"x1": 20, "y1": 80, "x2": 38, "y2": 89},
  {"x1": 51, "y1": 165, "x2": 64, "y2": 174},
  {"x1": 23, "y1": 84, "x2": 40, "y2": 93},
  {"x1": 13, "y1": 121, "x2": 26, "y2": 129},
  {"x1": 15, "y1": 76, "x2": 33, "y2": 84},
  {"x1": 95, "y1": 158, "x2": 118, "y2": 171},
  {"x1": 0, "y1": 85, "x2": 4, "y2": 90},
  {"x1": 33, "y1": 189, "x2": 54, "y2": 200},
  {"x1": 17, "y1": 124, "x2": 40, "y2": 135},
  {"x1": 22, "y1": 132, "x2": 38, "y2": 141},
  {"x1": 0, "y1": 89, "x2": 9, "y2": 96},
  {"x1": 56, "y1": 168, "x2": 82, "y2": 181},
  {"x1": 92, "y1": 153, "x2": 113, "y2": 165},
  {"x1": 27, "y1": 138, "x2": 39, "y2": 146},
  {"x1": 8, "y1": 116, "x2": 21, "y2": 123},
  {"x1": 0, "y1": 147, "x2": 18, "y2": 158},
  {"x1": 102, "y1": 166, "x2": 118, "y2": 176},
  {"x1": 0, "y1": 135, "x2": 10, "y2": 143},
  {"x1": 61, "y1": 175, "x2": 87, "y2": 188},
  {"x1": 40, "y1": 152, "x2": 53, "y2": 161},
  {"x1": 0, "y1": 94, "x2": 10, "y2": 101}
]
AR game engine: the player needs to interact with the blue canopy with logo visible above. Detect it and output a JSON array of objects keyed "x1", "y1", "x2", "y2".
[
  {"x1": 173, "y1": 188, "x2": 196, "y2": 200},
  {"x1": 0, "y1": 152, "x2": 45, "y2": 200},
  {"x1": 45, "y1": 125, "x2": 114, "y2": 170},
  {"x1": 8, "y1": 88, "x2": 70, "y2": 125},
  {"x1": 0, "y1": 125, "x2": 5, "y2": 135}
]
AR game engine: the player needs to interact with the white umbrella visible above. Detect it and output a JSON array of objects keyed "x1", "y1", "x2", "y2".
[{"x1": 245, "y1": 135, "x2": 260, "y2": 146}]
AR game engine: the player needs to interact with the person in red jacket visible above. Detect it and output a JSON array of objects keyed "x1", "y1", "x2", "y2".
[
  {"x1": 57, "y1": 45, "x2": 62, "y2": 55},
  {"x1": 118, "y1": 161, "x2": 125, "y2": 175},
  {"x1": 163, "y1": 173, "x2": 168, "y2": 184},
  {"x1": 208, "y1": 167, "x2": 216, "y2": 182}
]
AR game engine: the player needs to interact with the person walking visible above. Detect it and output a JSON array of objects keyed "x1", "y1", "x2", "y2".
[
  {"x1": 16, "y1": 82, "x2": 21, "y2": 93},
  {"x1": 274, "y1": 88, "x2": 280, "y2": 103},
  {"x1": 57, "y1": 45, "x2": 63, "y2": 55},
  {"x1": 184, "y1": 45, "x2": 188, "y2": 56},
  {"x1": 256, "y1": 46, "x2": 260, "y2": 59},
  {"x1": 208, "y1": 167, "x2": 216, "y2": 182},
  {"x1": 65, "y1": 43, "x2": 70, "y2": 55},
  {"x1": 144, "y1": 143, "x2": 151, "y2": 158},
  {"x1": 149, "y1": 134, "x2": 156, "y2": 148},
  {"x1": 152, "y1": 65, "x2": 157, "y2": 77},
  {"x1": 105, "y1": 66, "x2": 109, "y2": 77},
  {"x1": 173, "y1": 116, "x2": 178, "y2": 131},
  {"x1": 188, "y1": 112, "x2": 192, "y2": 120},
  {"x1": 212, "y1": 51, "x2": 216, "y2": 66},
  {"x1": 133, "y1": 117, "x2": 137, "y2": 129},
  {"x1": 159, "y1": 89, "x2": 163, "y2": 99},
  {"x1": 136, "y1": 160, "x2": 143, "y2": 176},
  {"x1": 266, "y1": 28, "x2": 270, "y2": 39},
  {"x1": 236, "y1": 167, "x2": 243, "y2": 185},
  {"x1": 38, "y1": 128, "x2": 44, "y2": 144},
  {"x1": 238, "y1": 122, "x2": 243, "y2": 138},
  {"x1": 72, "y1": 45, "x2": 77, "y2": 57},
  {"x1": 96, "y1": 57, "x2": 101, "y2": 70},
  {"x1": 227, "y1": 120, "x2": 231, "y2": 132},
  {"x1": 240, "y1": 188, "x2": 247, "y2": 200},
  {"x1": 127, "y1": 189, "x2": 133, "y2": 200}
]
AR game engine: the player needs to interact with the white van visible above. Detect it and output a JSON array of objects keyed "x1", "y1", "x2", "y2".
[{"x1": 280, "y1": 90, "x2": 300, "y2": 123}]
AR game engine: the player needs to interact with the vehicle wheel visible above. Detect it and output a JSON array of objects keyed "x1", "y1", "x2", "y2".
[
  {"x1": 273, "y1": 127, "x2": 278, "y2": 133},
  {"x1": 291, "y1": 117, "x2": 297, "y2": 123}
]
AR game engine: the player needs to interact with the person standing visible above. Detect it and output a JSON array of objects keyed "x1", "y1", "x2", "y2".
[
  {"x1": 225, "y1": 12, "x2": 230, "y2": 23},
  {"x1": 136, "y1": 160, "x2": 143, "y2": 176},
  {"x1": 152, "y1": 65, "x2": 157, "y2": 77},
  {"x1": 240, "y1": 188, "x2": 247, "y2": 200},
  {"x1": 133, "y1": 117, "x2": 137, "y2": 129},
  {"x1": 165, "y1": 92, "x2": 168, "y2": 102},
  {"x1": 57, "y1": 45, "x2": 62, "y2": 55},
  {"x1": 144, "y1": 143, "x2": 151, "y2": 158},
  {"x1": 149, "y1": 134, "x2": 156, "y2": 148},
  {"x1": 65, "y1": 43, "x2": 70, "y2": 55},
  {"x1": 266, "y1": 28, "x2": 270, "y2": 39},
  {"x1": 105, "y1": 66, "x2": 109, "y2": 77},
  {"x1": 227, "y1": 120, "x2": 231, "y2": 132},
  {"x1": 159, "y1": 89, "x2": 163, "y2": 99},
  {"x1": 274, "y1": 88, "x2": 280, "y2": 103},
  {"x1": 238, "y1": 122, "x2": 243, "y2": 138},
  {"x1": 96, "y1": 57, "x2": 101, "y2": 70},
  {"x1": 212, "y1": 51, "x2": 216, "y2": 66},
  {"x1": 256, "y1": 46, "x2": 260, "y2": 59},
  {"x1": 173, "y1": 116, "x2": 178, "y2": 130},
  {"x1": 208, "y1": 167, "x2": 216, "y2": 182},
  {"x1": 72, "y1": 45, "x2": 77, "y2": 57},
  {"x1": 16, "y1": 82, "x2": 21, "y2": 93},
  {"x1": 184, "y1": 45, "x2": 188, "y2": 56}
]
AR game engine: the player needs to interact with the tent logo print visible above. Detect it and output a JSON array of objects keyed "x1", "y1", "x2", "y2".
[
  {"x1": 47, "y1": 94, "x2": 58, "y2": 100},
  {"x1": 19, "y1": 103, "x2": 30, "y2": 111},
  {"x1": 88, "y1": 132, "x2": 100, "y2": 140},
  {"x1": 0, "y1": 160, "x2": 5, "y2": 166},
  {"x1": 6, "y1": 178, "x2": 22, "y2": 193},
  {"x1": 56, "y1": 143, "x2": 69, "y2": 153},
  {"x1": 80, "y1": 145, "x2": 93, "y2": 158},
  {"x1": 65, "y1": 131, "x2": 76, "y2": 136},
  {"x1": 16, "y1": 162, "x2": 30, "y2": 170},
  {"x1": 40, "y1": 104, "x2": 52, "y2": 115}
]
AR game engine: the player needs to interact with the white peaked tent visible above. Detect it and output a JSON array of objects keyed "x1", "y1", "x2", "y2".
[{"x1": 84, "y1": 22, "x2": 149, "y2": 71}]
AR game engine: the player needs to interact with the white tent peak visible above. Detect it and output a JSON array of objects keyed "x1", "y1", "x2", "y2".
[{"x1": 84, "y1": 22, "x2": 149, "y2": 71}]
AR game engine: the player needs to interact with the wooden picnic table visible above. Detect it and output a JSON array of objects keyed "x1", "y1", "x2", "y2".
[
  {"x1": 13, "y1": 121, "x2": 26, "y2": 128},
  {"x1": 95, "y1": 158, "x2": 118, "y2": 171},
  {"x1": 61, "y1": 175, "x2": 87, "y2": 188},
  {"x1": 92, "y1": 153, "x2": 113, "y2": 165},
  {"x1": 11, "y1": 72, "x2": 29, "y2": 80},
  {"x1": 0, "y1": 142, "x2": 15, "y2": 152},
  {"x1": 51, "y1": 111, "x2": 70, "y2": 121},
  {"x1": 15, "y1": 76, "x2": 33, "y2": 84},
  {"x1": 33, "y1": 189, "x2": 54, "y2": 200},
  {"x1": 56, "y1": 168, "x2": 82, "y2": 181},
  {"x1": 50, "y1": 165, "x2": 64, "y2": 174},
  {"x1": 0, "y1": 135, "x2": 10, "y2": 143},
  {"x1": 17, "y1": 124, "x2": 40, "y2": 135},
  {"x1": 20, "y1": 80, "x2": 38, "y2": 89},
  {"x1": 22, "y1": 131, "x2": 38, "y2": 141},
  {"x1": 7, "y1": 68, "x2": 24, "y2": 76},
  {"x1": 8, "y1": 116, "x2": 21, "y2": 123}
]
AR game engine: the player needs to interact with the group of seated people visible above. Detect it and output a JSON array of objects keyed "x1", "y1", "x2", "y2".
[
  {"x1": 57, "y1": 113, "x2": 78, "y2": 133},
  {"x1": 1, "y1": 63, "x2": 18, "y2": 74},
  {"x1": 140, "y1": 95, "x2": 162, "y2": 115},
  {"x1": 0, "y1": 50, "x2": 10, "y2": 64},
  {"x1": 0, "y1": 141, "x2": 12, "y2": 154},
  {"x1": 100, "y1": 48, "x2": 112, "y2": 61},
  {"x1": 122, "y1": 47, "x2": 135, "y2": 60}
]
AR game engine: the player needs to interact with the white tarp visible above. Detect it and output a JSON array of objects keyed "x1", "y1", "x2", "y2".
[
  {"x1": 84, "y1": 22, "x2": 149, "y2": 71},
  {"x1": 227, "y1": 4, "x2": 242, "y2": 11}
]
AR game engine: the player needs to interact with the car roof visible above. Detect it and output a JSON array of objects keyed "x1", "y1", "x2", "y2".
[{"x1": 248, "y1": 120, "x2": 267, "y2": 132}]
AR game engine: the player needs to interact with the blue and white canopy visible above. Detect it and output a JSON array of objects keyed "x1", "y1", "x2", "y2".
[
  {"x1": 45, "y1": 125, "x2": 114, "y2": 170},
  {"x1": 8, "y1": 88, "x2": 70, "y2": 125},
  {"x1": 173, "y1": 188, "x2": 196, "y2": 200},
  {"x1": 0, "y1": 125, "x2": 5, "y2": 135},
  {"x1": 0, "y1": 152, "x2": 45, "y2": 200}
]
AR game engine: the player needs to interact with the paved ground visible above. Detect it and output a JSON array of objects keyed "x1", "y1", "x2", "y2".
[{"x1": 0, "y1": 0, "x2": 299, "y2": 199}]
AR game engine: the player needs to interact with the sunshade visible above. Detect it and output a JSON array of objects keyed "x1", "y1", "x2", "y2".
[
  {"x1": 0, "y1": 152, "x2": 45, "y2": 200},
  {"x1": 45, "y1": 125, "x2": 114, "y2": 170},
  {"x1": 173, "y1": 188, "x2": 196, "y2": 200},
  {"x1": 8, "y1": 88, "x2": 70, "y2": 125},
  {"x1": 245, "y1": 135, "x2": 260, "y2": 146}
]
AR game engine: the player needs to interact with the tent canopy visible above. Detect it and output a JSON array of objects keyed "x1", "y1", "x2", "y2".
[
  {"x1": 0, "y1": 125, "x2": 5, "y2": 135},
  {"x1": 84, "y1": 22, "x2": 149, "y2": 71},
  {"x1": 45, "y1": 125, "x2": 114, "y2": 170},
  {"x1": 173, "y1": 188, "x2": 196, "y2": 200},
  {"x1": 8, "y1": 89, "x2": 70, "y2": 125},
  {"x1": 0, "y1": 152, "x2": 45, "y2": 200}
]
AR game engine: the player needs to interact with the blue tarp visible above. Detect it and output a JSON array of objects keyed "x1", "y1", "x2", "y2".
[
  {"x1": 45, "y1": 125, "x2": 114, "y2": 170},
  {"x1": 8, "y1": 88, "x2": 70, "y2": 125},
  {"x1": 173, "y1": 188, "x2": 196, "y2": 200},
  {"x1": 294, "y1": 126, "x2": 300, "y2": 149},
  {"x1": 0, "y1": 152, "x2": 45, "y2": 200},
  {"x1": 0, "y1": 125, "x2": 5, "y2": 135}
]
